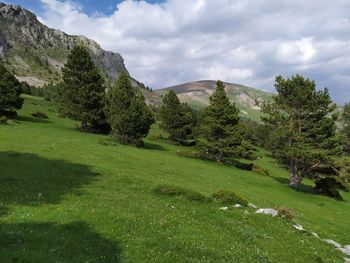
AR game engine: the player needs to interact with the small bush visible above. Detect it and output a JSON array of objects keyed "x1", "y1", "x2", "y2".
[
  {"x1": 252, "y1": 165, "x2": 270, "y2": 176},
  {"x1": 277, "y1": 207, "x2": 295, "y2": 220},
  {"x1": 0, "y1": 115, "x2": 8, "y2": 125},
  {"x1": 31, "y1": 112, "x2": 49, "y2": 119},
  {"x1": 314, "y1": 177, "x2": 343, "y2": 200},
  {"x1": 176, "y1": 150, "x2": 200, "y2": 159},
  {"x1": 153, "y1": 185, "x2": 186, "y2": 196},
  {"x1": 153, "y1": 185, "x2": 210, "y2": 203},
  {"x1": 211, "y1": 190, "x2": 248, "y2": 206}
]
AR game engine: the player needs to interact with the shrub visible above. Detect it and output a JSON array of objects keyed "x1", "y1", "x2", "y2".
[
  {"x1": 232, "y1": 161, "x2": 254, "y2": 171},
  {"x1": 31, "y1": 112, "x2": 49, "y2": 119},
  {"x1": 252, "y1": 165, "x2": 270, "y2": 176},
  {"x1": 314, "y1": 177, "x2": 343, "y2": 200},
  {"x1": 277, "y1": 207, "x2": 295, "y2": 220},
  {"x1": 211, "y1": 190, "x2": 248, "y2": 206},
  {"x1": 153, "y1": 185, "x2": 210, "y2": 203},
  {"x1": 0, "y1": 115, "x2": 8, "y2": 125},
  {"x1": 176, "y1": 150, "x2": 200, "y2": 159}
]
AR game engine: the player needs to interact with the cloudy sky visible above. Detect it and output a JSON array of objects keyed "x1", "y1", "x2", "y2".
[{"x1": 4, "y1": 0, "x2": 350, "y2": 104}]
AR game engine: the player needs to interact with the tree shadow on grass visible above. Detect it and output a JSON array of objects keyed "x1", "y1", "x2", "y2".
[
  {"x1": 16, "y1": 115, "x2": 51, "y2": 124},
  {"x1": 272, "y1": 176, "x2": 315, "y2": 194},
  {"x1": 143, "y1": 142, "x2": 167, "y2": 151},
  {"x1": 0, "y1": 221, "x2": 120, "y2": 262},
  {"x1": 0, "y1": 151, "x2": 98, "y2": 210}
]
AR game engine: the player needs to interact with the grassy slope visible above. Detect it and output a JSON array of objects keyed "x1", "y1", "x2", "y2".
[{"x1": 0, "y1": 96, "x2": 349, "y2": 262}]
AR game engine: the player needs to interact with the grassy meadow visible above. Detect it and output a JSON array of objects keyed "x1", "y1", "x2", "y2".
[{"x1": 0, "y1": 95, "x2": 349, "y2": 262}]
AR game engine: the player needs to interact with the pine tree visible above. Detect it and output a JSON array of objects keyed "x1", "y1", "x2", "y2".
[
  {"x1": 105, "y1": 71, "x2": 154, "y2": 146},
  {"x1": 261, "y1": 75, "x2": 343, "y2": 189},
  {"x1": 0, "y1": 64, "x2": 23, "y2": 114},
  {"x1": 195, "y1": 80, "x2": 251, "y2": 163},
  {"x1": 159, "y1": 90, "x2": 195, "y2": 143},
  {"x1": 342, "y1": 103, "x2": 350, "y2": 154},
  {"x1": 61, "y1": 46, "x2": 106, "y2": 131}
]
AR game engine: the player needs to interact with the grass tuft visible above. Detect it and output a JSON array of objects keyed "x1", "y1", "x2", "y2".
[{"x1": 211, "y1": 190, "x2": 248, "y2": 206}]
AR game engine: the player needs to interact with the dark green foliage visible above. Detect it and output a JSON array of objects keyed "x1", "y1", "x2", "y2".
[
  {"x1": 314, "y1": 177, "x2": 343, "y2": 200},
  {"x1": 159, "y1": 90, "x2": 195, "y2": 143},
  {"x1": 0, "y1": 64, "x2": 23, "y2": 113},
  {"x1": 60, "y1": 46, "x2": 106, "y2": 131},
  {"x1": 195, "y1": 80, "x2": 255, "y2": 163},
  {"x1": 21, "y1": 81, "x2": 32, "y2": 95},
  {"x1": 0, "y1": 115, "x2": 8, "y2": 124},
  {"x1": 31, "y1": 111, "x2": 48, "y2": 119},
  {"x1": 342, "y1": 103, "x2": 350, "y2": 154},
  {"x1": 261, "y1": 75, "x2": 343, "y2": 188},
  {"x1": 153, "y1": 185, "x2": 210, "y2": 203},
  {"x1": 211, "y1": 190, "x2": 248, "y2": 206},
  {"x1": 105, "y1": 71, "x2": 154, "y2": 146}
]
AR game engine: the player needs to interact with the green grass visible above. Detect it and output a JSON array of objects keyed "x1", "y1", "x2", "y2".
[{"x1": 0, "y1": 95, "x2": 349, "y2": 262}]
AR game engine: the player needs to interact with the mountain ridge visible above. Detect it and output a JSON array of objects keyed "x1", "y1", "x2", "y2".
[{"x1": 156, "y1": 80, "x2": 274, "y2": 121}]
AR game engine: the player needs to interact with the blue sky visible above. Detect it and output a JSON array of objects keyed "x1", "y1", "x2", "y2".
[
  {"x1": 2, "y1": 0, "x2": 350, "y2": 103},
  {"x1": 5, "y1": 0, "x2": 163, "y2": 15}
]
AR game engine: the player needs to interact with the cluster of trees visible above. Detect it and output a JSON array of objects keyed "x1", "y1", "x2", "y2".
[
  {"x1": 58, "y1": 46, "x2": 154, "y2": 145},
  {"x1": 159, "y1": 81, "x2": 255, "y2": 163}
]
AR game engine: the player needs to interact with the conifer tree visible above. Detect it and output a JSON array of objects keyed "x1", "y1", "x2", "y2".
[
  {"x1": 0, "y1": 64, "x2": 23, "y2": 114},
  {"x1": 261, "y1": 75, "x2": 343, "y2": 189},
  {"x1": 342, "y1": 103, "x2": 350, "y2": 154},
  {"x1": 195, "y1": 80, "x2": 251, "y2": 163},
  {"x1": 61, "y1": 46, "x2": 106, "y2": 131},
  {"x1": 160, "y1": 90, "x2": 195, "y2": 143},
  {"x1": 105, "y1": 71, "x2": 154, "y2": 146}
]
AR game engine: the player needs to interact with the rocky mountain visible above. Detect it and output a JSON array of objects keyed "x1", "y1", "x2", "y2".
[
  {"x1": 0, "y1": 2, "x2": 160, "y2": 104},
  {"x1": 156, "y1": 80, "x2": 274, "y2": 121}
]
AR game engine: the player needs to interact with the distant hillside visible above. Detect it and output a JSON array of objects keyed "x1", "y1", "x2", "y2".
[
  {"x1": 0, "y1": 2, "x2": 160, "y2": 104},
  {"x1": 156, "y1": 80, "x2": 274, "y2": 121}
]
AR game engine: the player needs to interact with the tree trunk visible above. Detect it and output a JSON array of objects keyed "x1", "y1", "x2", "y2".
[
  {"x1": 81, "y1": 120, "x2": 88, "y2": 130},
  {"x1": 289, "y1": 159, "x2": 302, "y2": 189}
]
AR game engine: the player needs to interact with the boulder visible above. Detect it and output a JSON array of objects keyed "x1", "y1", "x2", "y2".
[
  {"x1": 255, "y1": 208, "x2": 278, "y2": 217},
  {"x1": 220, "y1": 207, "x2": 228, "y2": 211}
]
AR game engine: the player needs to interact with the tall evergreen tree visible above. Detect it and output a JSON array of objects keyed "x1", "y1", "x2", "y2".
[
  {"x1": 160, "y1": 90, "x2": 195, "y2": 143},
  {"x1": 105, "y1": 71, "x2": 154, "y2": 146},
  {"x1": 342, "y1": 103, "x2": 350, "y2": 154},
  {"x1": 0, "y1": 64, "x2": 23, "y2": 114},
  {"x1": 61, "y1": 46, "x2": 106, "y2": 131},
  {"x1": 195, "y1": 80, "x2": 252, "y2": 163},
  {"x1": 261, "y1": 75, "x2": 343, "y2": 189}
]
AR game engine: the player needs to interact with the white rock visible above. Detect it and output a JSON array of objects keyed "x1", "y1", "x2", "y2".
[
  {"x1": 311, "y1": 232, "x2": 320, "y2": 239},
  {"x1": 323, "y1": 239, "x2": 342, "y2": 248},
  {"x1": 233, "y1": 204, "x2": 242, "y2": 208},
  {"x1": 293, "y1": 224, "x2": 305, "y2": 231},
  {"x1": 338, "y1": 248, "x2": 350, "y2": 256},
  {"x1": 220, "y1": 207, "x2": 228, "y2": 211},
  {"x1": 255, "y1": 208, "x2": 278, "y2": 217},
  {"x1": 248, "y1": 203, "x2": 257, "y2": 208},
  {"x1": 343, "y1": 257, "x2": 350, "y2": 263},
  {"x1": 345, "y1": 245, "x2": 350, "y2": 251}
]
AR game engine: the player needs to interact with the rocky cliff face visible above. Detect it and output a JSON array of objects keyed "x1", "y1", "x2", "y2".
[{"x1": 0, "y1": 2, "x2": 127, "y2": 86}]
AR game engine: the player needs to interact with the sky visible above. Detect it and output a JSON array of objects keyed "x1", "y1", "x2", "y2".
[{"x1": 3, "y1": 0, "x2": 350, "y2": 104}]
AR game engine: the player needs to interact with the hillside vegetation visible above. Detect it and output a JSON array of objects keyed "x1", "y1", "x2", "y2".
[{"x1": 0, "y1": 95, "x2": 349, "y2": 262}]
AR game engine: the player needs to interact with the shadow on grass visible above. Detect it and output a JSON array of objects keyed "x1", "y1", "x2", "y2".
[
  {"x1": 16, "y1": 115, "x2": 51, "y2": 124},
  {"x1": 143, "y1": 142, "x2": 167, "y2": 151},
  {"x1": 0, "y1": 222, "x2": 120, "y2": 262},
  {"x1": 272, "y1": 176, "x2": 315, "y2": 194},
  {"x1": 0, "y1": 152, "x2": 97, "y2": 210}
]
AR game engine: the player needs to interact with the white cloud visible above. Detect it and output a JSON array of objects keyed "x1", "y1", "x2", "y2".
[{"x1": 38, "y1": 0, "x2": 350, "y2": 104}]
